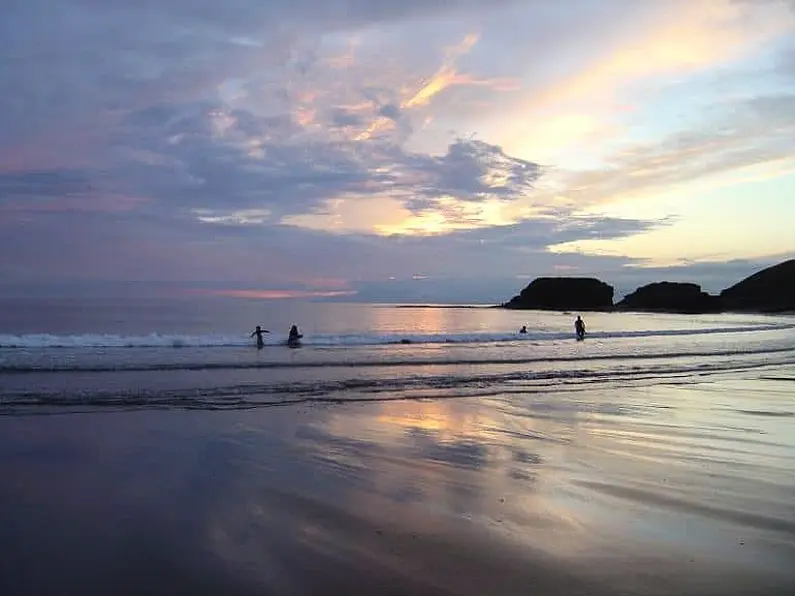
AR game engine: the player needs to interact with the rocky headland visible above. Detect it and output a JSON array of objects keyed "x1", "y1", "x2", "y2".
[
  {"x1": 719, "y1": 259, "x2": 795, "y2": 313},
  {"x1": 500, "y1": 259, "x2": 795, "y2": 313}
]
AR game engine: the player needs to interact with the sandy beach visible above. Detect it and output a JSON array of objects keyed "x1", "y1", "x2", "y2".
[{"x1": 2, "y1": 372, "x2": 793, "y2": 596}]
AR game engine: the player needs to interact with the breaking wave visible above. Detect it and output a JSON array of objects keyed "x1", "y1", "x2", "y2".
[
  {"x1": 1, "y1": 323, "x2": 791, "y2": 349},
  {"x1": 1, "y1": 346, "x2": 794, "y2": 374},
  {"x1": 2, "y1": 315, "x2": 794, "y2": 415}
]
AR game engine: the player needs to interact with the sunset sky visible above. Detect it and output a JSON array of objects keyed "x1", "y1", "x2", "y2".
[{"x1": 1, "y1": 0, "x2": 794, "y2": 302}]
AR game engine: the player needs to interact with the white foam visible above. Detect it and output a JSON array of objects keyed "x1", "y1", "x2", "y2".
[
  {"x1": 0, "y1": 333, "x2": 250, "y2": 349},
  {"x1": 0, "y1": 324, "x2": 791, "y2": 349}
]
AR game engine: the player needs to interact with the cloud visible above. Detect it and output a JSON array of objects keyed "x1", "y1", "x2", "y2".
[
  {"x1": 522, "y1": 0, "x2": 792, "y2": 112},
  {"x1": 0, "y1": 170, "x2": 95, "y2": 199},
  {"x1": 494, "y1": 0, "x2": 795, "y2": 174},
  {"x1": 110, "y1": 103, "x2": 542, "y2": 222},
  {"x1": 191, "y1": 289, "x2": 357, "y2": 300},
  {"x1": 1, "y1": 0, "x2": 793, "y2": 302},
  {"x1": 0, "y1": 1, "x2": 520, "y2": 156},
  {"x1": 0, "y1": 4, "x2": 539, "y2": 233},
  {"x1": 532, "y1": 92, "x2": 795, "y2": 213}
]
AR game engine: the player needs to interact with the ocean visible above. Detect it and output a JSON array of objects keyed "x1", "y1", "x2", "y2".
[
  {"x1": 1, "y1": 297, "x2": 794, "y2": 595},
  {"x1": 2, "y1": 297, "x2": 794, "y2": 414}
]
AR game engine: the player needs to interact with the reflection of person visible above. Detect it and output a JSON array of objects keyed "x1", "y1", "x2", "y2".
[
  {"x1": 574, "y1": 316, "x2": 586, "y2": 339},
  {"x1": 519, "y1": 325, "x2": 527, "y2": 334},
  {"x1": 250, "y1": 325, "x2": 270, "y2": 349},
  {"x1": 288, "y1": 324, "x2": 303, "y2": 343}
]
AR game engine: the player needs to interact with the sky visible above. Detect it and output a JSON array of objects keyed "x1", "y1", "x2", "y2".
[{"x1": 1, "y1": 0, "x2": 794, "y2": 303}]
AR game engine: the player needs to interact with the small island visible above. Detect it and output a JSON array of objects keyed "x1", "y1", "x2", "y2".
[
  {"x1": 498, "y1": 259, "x2": 795, "y2": 314},
  {"x1": 615, "y1": 282, "x2": 720, "y2": 314},
  {"x1": 501, "y1": 277, "x2": 614, "y2": 311}
]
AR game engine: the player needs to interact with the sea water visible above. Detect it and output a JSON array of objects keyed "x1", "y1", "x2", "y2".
[
  {"x1": 2, "y1": 296, "x2": 795, "y2": 595},
  {"x1": 1, "y1": 297, "x2": 794, "y2": 415}
]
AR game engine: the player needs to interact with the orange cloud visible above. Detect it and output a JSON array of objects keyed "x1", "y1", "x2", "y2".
[
  {"x1": 404, "y1": 71, "x2": 519, "y2": 109},
  {"x1": 294, "y1": 107, "x2": 316, "y2": 127},
  {"x1": 355, "y1": 32, "x2": 520, "y2": 140},
  {"x1": 402, "y1": 33, "x2": 520, "y2": 109},
  {"x1": 526, "y1": 0, "x2": 792, "y2": 112},
  {"x1": 283, "y1": 195, "x2": 410, "y2": 232},
  {"x1": 354, "y1": 117, "x2": 396, "y2": 141},
  {"x1": 403, "y1": 66, "x2": 460, "y2": 108},
  {"x1": 494, "y1": 0, "x2": 793, "y2": 164}
]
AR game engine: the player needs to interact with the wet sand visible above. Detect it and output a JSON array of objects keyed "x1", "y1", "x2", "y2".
[{"x1": 1, "y1": 375, "x2": 794, "y2": 595}]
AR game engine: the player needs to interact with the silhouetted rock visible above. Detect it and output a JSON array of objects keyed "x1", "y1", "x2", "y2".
[
  {"x1": 502, "y1": 277, "x2": 614, "y2": 311},
  {"x1": 616, "y1": 282, "x2": 720, "y2": 314},
  {"x1": 498, "y1": 259, "x2": 795, "y2": 314},
  {"x1": 720, "y1": 259, "x2": 795, "y2": 312}
]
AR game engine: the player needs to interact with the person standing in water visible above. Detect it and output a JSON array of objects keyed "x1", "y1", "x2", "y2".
[
  {"x1": 519, "y1": 325, "x2": 527, "y2": 334},
  {"x1": 574, "y1": 316, "x2": 586, "y2": 339},
  {"x1": 288, "y1": 324, "x2": 303, "y2": 344},
  {"x1": 250, "y1": 325, "x2": 270, "y2": 349}
]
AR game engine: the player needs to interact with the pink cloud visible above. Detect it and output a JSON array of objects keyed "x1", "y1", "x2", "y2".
[{"x1": 188, "y1": 288, "x2": 358, "y2": 300}]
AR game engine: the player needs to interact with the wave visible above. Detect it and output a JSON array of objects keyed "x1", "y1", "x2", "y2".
[
  {"x1": 1, "y1": 323, "x2": 791, "y2": 349},
  {"x1": 2, "y1": 346, "x2": 794, "y2": 374},
  {"x1": 2, "y1": 356, "x2": 787, "y2": 415}
]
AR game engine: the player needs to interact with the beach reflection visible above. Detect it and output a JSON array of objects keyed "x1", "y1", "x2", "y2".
[
  {"x1": 2, "y1": 375, "x2": 795, "y2": 596},
  {"x1": 308, "y1": 394, "x2": 592, "y2": 552},
  {"x1": 375, "y1": 399, "x2": 495, "y2": 439},
  {"x1": 365, "y1": 303, "x2": 498, "y2": 334}
]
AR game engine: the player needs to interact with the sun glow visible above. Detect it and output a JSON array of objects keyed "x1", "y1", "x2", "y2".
[{"x1": 375, "y1": 197, "x2": 518, "y2": 236}]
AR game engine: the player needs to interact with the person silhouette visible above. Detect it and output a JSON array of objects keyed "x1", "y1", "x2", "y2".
[
  {"x1": 288, "y1": 324, "x2": 303, "y2": 345},
  {"x1": 574, "y1": 316, "x2": 586, "y2": 340},
  {"x1": 250, "y1": 325, "x2": 270, "y2": 349},
  {"x1": 519, "y1": 325, "x2": 527, "y2": 334}
]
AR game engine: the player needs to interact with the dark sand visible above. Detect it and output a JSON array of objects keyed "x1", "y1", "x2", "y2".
[{"x1": 1, "y1": 378, "x2": 794, "y2": 595}]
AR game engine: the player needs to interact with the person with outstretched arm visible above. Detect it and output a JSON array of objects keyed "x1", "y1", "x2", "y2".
[
  {"x1": 574, "y1": 316, "x2": 586, "y2": 339},
  {"x1": 250, "y1": 325, "x2": 270, "y2": 349}
]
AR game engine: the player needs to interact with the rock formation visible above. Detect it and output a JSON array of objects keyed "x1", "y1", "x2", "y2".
[
  {"x1": 502, "y1": 277, "x2": 614, "y2": 311},
  {"x1": 616, "y1": 282, "x2": 720, "y2": 314},
  {"x1": 719, "y1": 259, "x2": 795, "y2": 312},
  {"x1": 498, "y1": 259, "x2": 795, "y2": 314}
]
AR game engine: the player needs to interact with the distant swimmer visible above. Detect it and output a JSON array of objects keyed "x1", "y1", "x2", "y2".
[
  {"x1": 519, "y1": 325, "x2": 527, "y2": 334},
  {"x1": 574, "y1": 316, "x2": 586, "y2": 340},
  {"x1": 250, "y1": 325, "x2": 270, "y2": 349},
  {"x1": 287, "y1": 324, "x2": 303, "y2": 346}
]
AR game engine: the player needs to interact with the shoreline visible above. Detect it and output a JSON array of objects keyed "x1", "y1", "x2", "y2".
[{"x1": 1, "y1": 373, "x2": 794, "y2": 595}]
